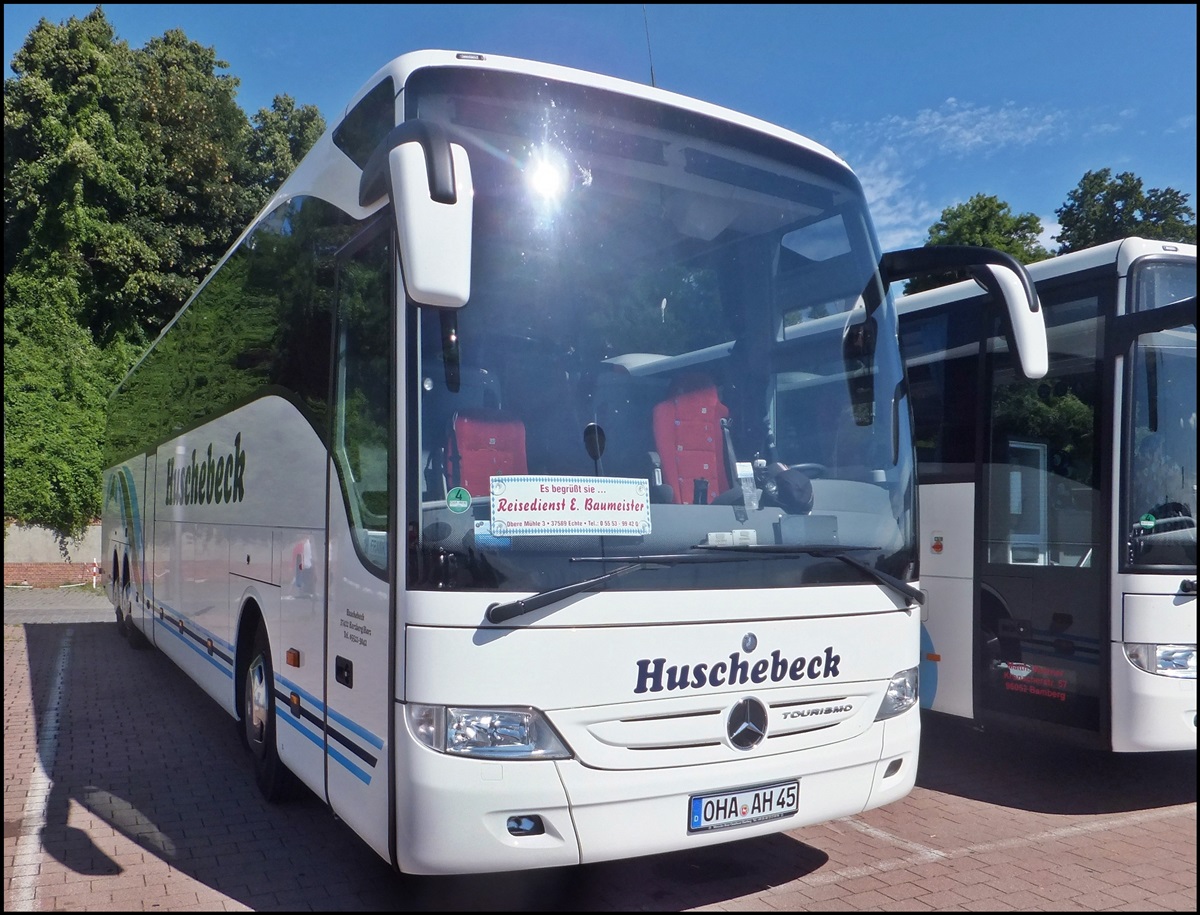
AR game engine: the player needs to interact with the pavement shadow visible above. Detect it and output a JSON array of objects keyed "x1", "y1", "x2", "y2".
[
  {"x1": 916, "y1": 711, "x2": 1197, "y2": 815},
  {"x1": 15, "y1": 621, "x2": 827, "y2": 911},
  {"x1": 386, "y1": 834, "x2": 828, "y2": 911}
]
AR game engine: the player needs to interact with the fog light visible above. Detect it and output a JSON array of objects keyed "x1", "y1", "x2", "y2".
[
  {"x1": 884, "y1": 758, "x2": 903, "y2": 778},
  {"x1": 506, "y1": 815, "x2": 545, "y2": 836}
]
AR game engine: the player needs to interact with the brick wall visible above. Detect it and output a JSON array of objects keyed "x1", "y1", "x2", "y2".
[
  {"x1": 4, "y1": 561, "x2": 104, "y2": 589},
  {"x1": 5, "y1": 523, "x2": 104, "y2": 589}
]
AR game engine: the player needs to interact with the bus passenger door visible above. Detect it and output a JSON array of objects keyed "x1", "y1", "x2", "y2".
[
  {"x1": 977, "y1": 304, "x2": 1106, "y2": 742},
  {"x1": 323, "y1": 221, "x2": 395, "y2": 863}
]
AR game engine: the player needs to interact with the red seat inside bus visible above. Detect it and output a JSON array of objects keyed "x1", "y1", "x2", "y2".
[
  {"x1": 651, "y1": 373, "x2": 730, "y2": 504},
  {"x1": 444, "y1": 408, "x2": 528, "y2": 495}
]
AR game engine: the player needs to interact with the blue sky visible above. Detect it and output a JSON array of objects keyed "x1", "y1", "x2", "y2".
[{"x1": 5, "y1": 4, "x2": 1196, "y2": 252}]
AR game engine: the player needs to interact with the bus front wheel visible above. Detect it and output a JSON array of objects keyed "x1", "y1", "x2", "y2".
[{"x1": 243, "y1": 627, "x2": 296, "y2": 802}]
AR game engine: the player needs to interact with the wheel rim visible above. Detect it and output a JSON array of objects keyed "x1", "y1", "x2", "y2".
[{"x1": 245, "y1": 653, "x2": 269, "y2": 757}]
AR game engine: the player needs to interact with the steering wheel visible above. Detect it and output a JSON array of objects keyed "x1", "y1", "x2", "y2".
[{"x1": 787, "y1": 462, "x2": 827, "y2": 479}]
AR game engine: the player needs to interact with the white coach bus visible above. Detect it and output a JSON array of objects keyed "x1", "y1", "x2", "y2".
[
  {"x1": 898, "y1": 237, "x2": 1196, "y2": 752},
  {"x1": 101, "y1": 49, "x2": 1045, "y2": 875}
]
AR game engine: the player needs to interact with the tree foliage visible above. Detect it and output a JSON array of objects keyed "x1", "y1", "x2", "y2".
[
  {"x1": 247, "y1": 94, "x2": 326, "y2": 192},
  {"x1": 1054, "y1": 168, "x2": 1198, "y2": 253},
  {"x1": 3, "y1": 269, "x2": 126, "y2": 539},
  {"x1": 905, "y1": 194, "x2": 1050, "y2": 294},
  {"x1": 4, "y1": 7, "x2": 323, "y2": 538}
]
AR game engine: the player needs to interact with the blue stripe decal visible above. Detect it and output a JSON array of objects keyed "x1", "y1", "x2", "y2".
[
  {"x1": 326, "y1": 745, "x2": 372, "y2": 784},
  {"x1": 154, "y1": 600, "x2": 235, "y2": 653},
  {"x1": 276, "y1": 673, "x2": 322, "y2": 708},
  {"x1": 326, "y1": 705, "x2": 385, "y2": 750},
  {"x1": 157, "y1": 618, "x2": 234, "y2": 678},
  {"x1": 276, "y1": 709, "x2": 372, "y2": 783},
  {"x1": 276, "y1": 706, "x2": 325, "y2": 746},
  {"x1": 276, "y1": 674, "x2": 384, "y2": 750},
  {"x1": 142, "y1": 595, "x2": 376, "y2": 784}
]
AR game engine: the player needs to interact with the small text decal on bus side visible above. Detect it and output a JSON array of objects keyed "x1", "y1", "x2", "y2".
[
  {"x1": 165, "y1": 432, "x2": 248, "y2": 506},
  {"x1": 634, "y1": 646, "x2": 841, "y2": 693}
]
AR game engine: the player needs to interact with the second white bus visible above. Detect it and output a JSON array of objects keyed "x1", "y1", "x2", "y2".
[{"x1": 899, "y1": 237, "x2": 1196, "y2": 752}]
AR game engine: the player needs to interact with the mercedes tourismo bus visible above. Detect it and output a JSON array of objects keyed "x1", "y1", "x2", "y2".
[
  {"x1": 101, "y1": 49, "x2": 1045, "y2": 875},
  {"x1": 898, "y1": 237, "x2": 1196, "y2": 752}
]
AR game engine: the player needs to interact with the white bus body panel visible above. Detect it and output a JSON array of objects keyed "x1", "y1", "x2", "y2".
[
  {"x1": 395, "y1": 599, "x2": 919, "y2": 874},
  {"x1": 107, "y1": 396, "x2": 346, "y2": 791},
  {"x1": 275, "y1": 522, "x2": 329, "y2": 803},
  {"x1": 1112, "y1": 588, "x2": 1198, "y2": 752},
  {"x1": 146, "y1": 399, "x2": 322, "y2": 715},
  {"x1": 396, "y1": 709, "x2": 917, "y2": 874},
  {"x1": 915, "y1": 482, "x2": 976, "y2": 719},
  {"x1": 322, "y1": 489, "x2": 393, "y2": 863}
]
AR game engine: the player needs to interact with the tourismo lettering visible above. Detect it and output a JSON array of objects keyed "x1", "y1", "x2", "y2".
[
  {"x1": 165, "y1": 433, "x2": 247, "y2": 506},
  {"x1": 633, "y1": 646, "x2": 841, "y2": 694}
]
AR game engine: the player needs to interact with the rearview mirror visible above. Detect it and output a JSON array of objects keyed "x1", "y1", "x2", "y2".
[
  {"x1": 881, "y1": 245, "x2": 1047, "y2": 379},
  {"x1": 359, "y1": 119, "x2": 474, "y2": 308}
]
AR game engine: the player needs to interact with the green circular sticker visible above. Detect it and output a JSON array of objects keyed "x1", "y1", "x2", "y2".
[
  {"x1": 447, "y1": 487, "x2": 472, "y2": 513},
  {"x1": 1139, "y1": 513, "x2": 1156, "y2": 530}
]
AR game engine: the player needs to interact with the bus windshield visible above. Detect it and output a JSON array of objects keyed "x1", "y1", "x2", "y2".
[
  {"x1": 407, "y1": 66, "x2": 914, "y2": 594},
  {"x1": 1124, "y1": 264, "x2": 1197, "y2": 569}
]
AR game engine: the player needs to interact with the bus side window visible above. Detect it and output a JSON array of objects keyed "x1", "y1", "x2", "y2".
[{"x1": 333, "y1": 226, "x2": 394, "y2": 574}]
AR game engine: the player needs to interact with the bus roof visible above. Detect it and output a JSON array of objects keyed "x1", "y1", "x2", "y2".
[
  {"x1": 340, "y1": 49, "x2": 848, "y2": 170},
  {"x1": 895, "y1": 237, "x2": 1197, "y2": 313}
]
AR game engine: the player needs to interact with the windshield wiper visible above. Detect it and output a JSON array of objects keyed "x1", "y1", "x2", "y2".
[
  {"x1": 485, "y1": 552, "x2": 758, "y2": 624},
  {"x1": 485, "y1": 545, "x2": 921, "y2": 625},
  {"x1": 694, "y1": 543, "x2": 925, "y2": 606},
  {"x1": 486, "y1": 562, "x2": 644, "y2": 624}
]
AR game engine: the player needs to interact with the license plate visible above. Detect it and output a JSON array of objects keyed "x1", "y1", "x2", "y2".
[{"x1": 688, "y1": 780, "x2": 799, "y2": 833}]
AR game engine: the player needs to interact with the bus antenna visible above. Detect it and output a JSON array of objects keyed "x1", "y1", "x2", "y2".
[{"x1": 642, "y1": 4, "x2": 657, "y2": 87}]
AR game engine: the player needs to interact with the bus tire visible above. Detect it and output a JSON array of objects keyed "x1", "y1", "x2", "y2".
[
  {"x1": 122, "y1": 611, "x2": 141, "y2": 647},
  {"x1": 243, "y1": 626, "x2": 297, "y2": 802},
  {"x1": 112, "y1": 551, "x2": 125, "y2": 637},
  {"x1": 125, "y1": 609, "x2": 150, "y2": 649}
]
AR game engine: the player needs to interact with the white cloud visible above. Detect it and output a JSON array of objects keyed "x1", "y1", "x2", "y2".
[
  {"x1": 822, "y1": 98, "x2": 1076, "y2": 250},
  {"x1": 1037, "y1": 219, "x2": 1061, "y2": 253},
  {"x1": 850, "y1": 147, "x2": 942, "y2": 250},
  {"x1": 865, "y1": 99, "x2": 1065, "y2": 159},
  {"x1": 1167, "y1": 113, "x2": 1197, "y2": 134}
]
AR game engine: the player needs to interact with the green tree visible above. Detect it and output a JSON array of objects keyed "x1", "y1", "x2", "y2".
[
  {"x1": 247, "y1": 94, "x2": 326, "y2": 194},
  {"x1": 3, "y1": 9, "x2": 148, "y2": 341},
  {"x1": 906, "y1": 193, "x2": 1050, "y2": 294},
  {"x1": 3, "y1": 270, "x2": 128, "y2": 540},
  {"x1": 4, "y1": 7, "x2": 325, "y2": 538},
  {"x1": 5, "y1": 8, "x2": 326, "y2": 346},
  {"x1": 1055, "y1": 168, "x2": 1197, "y2": 253}
]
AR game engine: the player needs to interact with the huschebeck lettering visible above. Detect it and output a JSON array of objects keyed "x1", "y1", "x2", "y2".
[
  {"x1": 165, "y1": 432, "x2": 247, "y2": 506},
  {"x1": 634, "y1": 646, "x2": 842, "y2": 693}
]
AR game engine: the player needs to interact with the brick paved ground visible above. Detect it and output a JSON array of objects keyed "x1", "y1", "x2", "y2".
[{"x1": 3, "y1": 586, "x2": 1196, "y2": 911}]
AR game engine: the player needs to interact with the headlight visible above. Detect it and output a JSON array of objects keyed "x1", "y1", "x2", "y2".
[
  {"x1": 406, "y1": 704, "x2": 572, "y2": 759},
  {"x1": 875, "y1": 666, "x2": 919, "y2": 720},
  {"x1": 1123, "y1": 643, "x2": 1197, "y2": 679}
]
